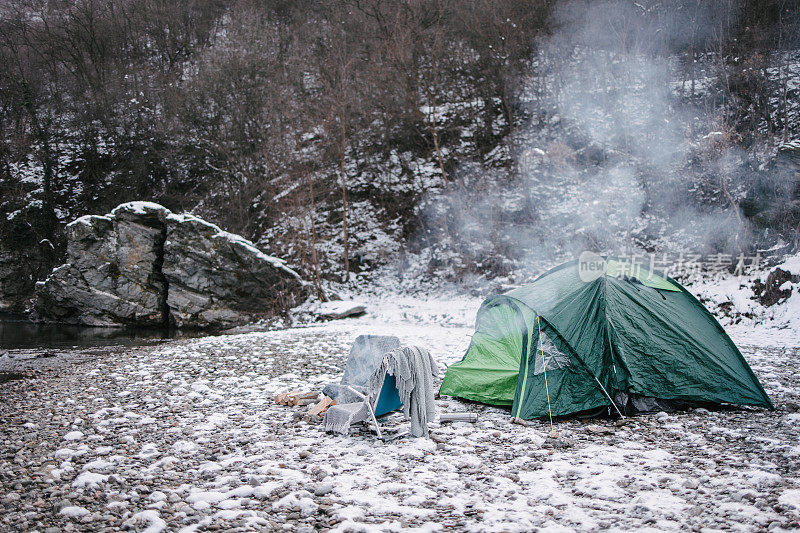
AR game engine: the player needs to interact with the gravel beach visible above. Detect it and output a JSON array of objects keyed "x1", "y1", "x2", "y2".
[{"x1": 2, "y1": 304, "x2": 799, "y2": 532}]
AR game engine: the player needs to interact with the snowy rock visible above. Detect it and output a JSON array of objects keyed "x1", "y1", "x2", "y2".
[
  {"x1": 272, "y1": 491, "x2": 318, "y2": 516},
  {"x1": 59, "y1": 505, "x2": 90, "y2": 518},
  {"x1": 72, "y1": 471, "x2": 108, "y2": 488},
  {"x1": 35, "y1": 203, "x2": 167, "y2": 326},
  {"x1": 35, "y1": 202, "x2": 306, "y2": 329},
  {"x1": 162, "y1": 212, "x2": 304, "y2": 328},
  {"x1": 313, "y1": 300, "x2": 367, "y2": 320},
  {"x1": 752, "y1": 267, "x2": 798, "y2": 307},
  {"x1": 131, "y1": 509, "x2": 167, "y2": 533},
  {"x1": 148, "y1": 491, "x2": 167, "y2": 503},
  {"x1": 63, "y1": 431, "x2": 84, "y2": 441},
  {"x1": 313, "y1": 483, "x2": 334, "y2": 497}
]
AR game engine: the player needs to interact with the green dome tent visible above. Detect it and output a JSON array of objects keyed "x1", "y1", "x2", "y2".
[{"x1": 439, "y1": 258, "x2": 773, "y2": 419}]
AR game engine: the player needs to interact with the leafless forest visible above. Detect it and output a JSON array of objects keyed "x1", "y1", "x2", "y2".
[{"x1": 2, "y1": 1, "x2": 799, "y2": 305}]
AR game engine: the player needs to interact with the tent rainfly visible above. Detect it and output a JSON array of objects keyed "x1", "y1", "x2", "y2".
[{"x1": 439, "y1": 258, "x2": 774, "y2": 419}]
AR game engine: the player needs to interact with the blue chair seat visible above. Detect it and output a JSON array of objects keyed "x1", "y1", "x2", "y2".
[{"x1": 374, "y1": 374, "x2": 403, "y2": 417}]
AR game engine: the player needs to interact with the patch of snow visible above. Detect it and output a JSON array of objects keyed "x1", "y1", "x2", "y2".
[
  {"x1": 63, "y1": 431, "x2": 84, "y2": 441},
  {"x1": 336, "y1": 505, "x2": 366, "y2": 521},
  {"x1": 54, "y1": 446, "x2": 88, "y2": 458},
  {"x1": 111, "y1": 201, "x2": 170, "y2": 216},
  {"x1": 72, "y1": 471, "x2": 108, "y2": 488},
  {"x1": 779, "y1": 489, "x2": 800, "y2": 510},
  {"x1": 172, "y1": 440, "x2": 198, "y2": 453},
  {"x1": 781, "y1": 254, "x2": 800, "y2": 276},
  {"x1": 690, "y1": 252, "x2": 800, "y2": 347},
  {"x1": 272, "y1": 491, "x2": 318, "y2": 516},
  {"x1": 60, "y1": 505, "x2": 90, "y2": 518},
  {"x1": 137, "y1": 443, "x2": 160, "y2": 459},
  {"x1": 82, "y1": 458, "x2": 115, "y2": 472},
  {"x1": 132, "y1": 509, "x2": 167, "y2": 533},
  {"x1": 252, "y1": 482, "x2": 282, "y2": 499},
  {"x1": 65, "y1": 214, "x2": 112, "y2": 229}
]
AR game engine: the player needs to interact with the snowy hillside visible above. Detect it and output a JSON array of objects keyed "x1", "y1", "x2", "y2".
[
  {"x1": 693, "y1": 253, "x2": 800, "y2": 346},
  {"x1": 2, "y1": 1, "x2": 800, "y2": 310}
]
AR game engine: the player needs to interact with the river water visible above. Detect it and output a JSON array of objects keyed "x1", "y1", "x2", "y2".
[
  {"x1": 0, "y1": 313, "x2": 201, "y2": 379},
  {"x1": 0, "y1": 312, "x2": 180, "y2": 351}
]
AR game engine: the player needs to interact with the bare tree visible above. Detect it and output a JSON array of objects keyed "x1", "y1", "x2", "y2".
[{"x1": 312, "y1": 12, "x2": 365, "y2": 282}]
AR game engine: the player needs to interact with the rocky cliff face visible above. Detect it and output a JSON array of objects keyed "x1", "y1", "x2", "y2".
[
  {"x1": 0, "y1": 251, "x2": 36, "y2": 313},
  {"x1": 35, "y1": 202, "x2": 305, "y2": 328}
]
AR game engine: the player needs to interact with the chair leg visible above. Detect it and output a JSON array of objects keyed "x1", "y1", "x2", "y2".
[
  {"x1": 368, "y1": 409, "x2": 382, "y2": 440},
  {"x1": 346, "y1": 386, "x2": 383, "y2": 439}
]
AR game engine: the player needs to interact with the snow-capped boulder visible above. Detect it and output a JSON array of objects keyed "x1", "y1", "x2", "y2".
[
  {"x1": 35, "y1": 202, "x2": 168, "y2": 327},
  {"x1": 36, "y1": 202, "x2": 305, "y2": 328},
  {"x1": 162, "y1": 212, "x2": 304, "y2": 328},
  {"x1": 312, "y1": 300, "x2": 367, "y2": 320}
]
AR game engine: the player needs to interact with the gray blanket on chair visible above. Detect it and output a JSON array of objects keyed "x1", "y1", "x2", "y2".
[
  {"x1": 323, "y1": 399, "x2": 372, "y2": 435},
  {"x1": 323, "y1": 345, "x2": 439, "y2": 438},
  {"x1": 368, "y1": 345, "x2": 439, "y2": 438},
  {"x1": 322, "y1": 335, "x2": 401, "y2": 404}
]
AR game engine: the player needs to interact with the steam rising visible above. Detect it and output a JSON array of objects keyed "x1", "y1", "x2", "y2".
[{"x1": 419, "y1": 0, "x2": 764, "y2": 281}]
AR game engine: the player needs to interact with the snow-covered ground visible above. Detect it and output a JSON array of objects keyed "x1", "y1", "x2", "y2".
[
  {"x1": 692, "y1": 254, "x2": 800, "y2": 348},
  {"x1": 1, "y1": 281, "x2": 800, "y2": 532}
]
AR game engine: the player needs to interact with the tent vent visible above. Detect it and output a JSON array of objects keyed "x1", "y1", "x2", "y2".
[{"x1": 533, "y1": 332, "x2": 570, "y2": 375}]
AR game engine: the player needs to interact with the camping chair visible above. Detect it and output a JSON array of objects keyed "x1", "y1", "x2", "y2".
[{"x1": 323, "y1": 365, "x2": 402, "y2": 439}]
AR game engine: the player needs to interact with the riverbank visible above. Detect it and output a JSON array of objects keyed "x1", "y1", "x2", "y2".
[{"x1": 1, "y1": 296, "x2": 799, "y2": 531}]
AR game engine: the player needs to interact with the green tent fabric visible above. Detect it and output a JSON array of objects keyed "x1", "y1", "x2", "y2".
[{"x1": 439, "y1": 259, "x2": 774, "y2": 419}]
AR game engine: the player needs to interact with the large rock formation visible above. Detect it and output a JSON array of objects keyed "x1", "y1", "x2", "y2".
[
  {"x1": 162, "y1": 213, "x2": 304, "y2": 328},
  {"x1": 35, "y1": 203, "x2": 168, "y2": 326},
  {"x1": 36, "y1": 202, "x2": 305, "y2": 328}
]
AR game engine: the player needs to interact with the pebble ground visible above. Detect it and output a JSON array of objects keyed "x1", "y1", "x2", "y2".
[{"x1": 1, "y1": 328, "x2": 799, "y2": 532}]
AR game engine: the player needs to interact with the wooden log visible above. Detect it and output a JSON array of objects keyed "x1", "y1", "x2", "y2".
[
  {"x1": 273, "y1": 392, "x2": 288, "y2": 404},
  {"x1": 307, "y1": 396, "x2": 335, "y2": 417},
  {"x1": 287, "y1": 391, "x2": 318, "y2": 406},
  {"x1": 295, "y1": 398, "x2": 318, "y2": 406},
  {"x1": 274, "y1": 390, "x2": 302, "y2": 405}
]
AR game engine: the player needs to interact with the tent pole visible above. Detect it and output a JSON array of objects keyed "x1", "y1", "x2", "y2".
[
  {"x1": 592, "y1": 375, "x2": 625, "y2": 418},
  {"x1": 538, "y1": 317, "x2": 554, "y2": 430}
]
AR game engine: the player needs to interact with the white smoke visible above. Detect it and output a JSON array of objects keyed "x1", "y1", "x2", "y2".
[{"x1": 411, "y1": 0, "x2": 793, "y2": 284}]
